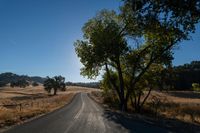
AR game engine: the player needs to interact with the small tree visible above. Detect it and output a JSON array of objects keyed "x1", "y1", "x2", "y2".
[{"x1": 43, "y1": 76, "x2": 66, "y2": 95}]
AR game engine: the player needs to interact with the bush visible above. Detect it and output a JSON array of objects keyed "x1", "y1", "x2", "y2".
[
  {"x1": 32, "y1": 82, "x2": 39, "y2": 87},
  {"x1": 192, "y1": 83, "x2": 200, "y2": 92}
]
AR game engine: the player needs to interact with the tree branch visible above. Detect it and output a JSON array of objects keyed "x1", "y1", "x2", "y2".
[
  {"x1": 140, "y1": 86, "x2": 152, "y2": 108},
  {"x1": 125, "y1": 40, "x2": 176, "y2": 102}
]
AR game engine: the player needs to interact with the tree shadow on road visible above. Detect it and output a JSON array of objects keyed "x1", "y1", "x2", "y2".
[{"x1": 102, "y1": 109, "x2": 200, "y2": 133}]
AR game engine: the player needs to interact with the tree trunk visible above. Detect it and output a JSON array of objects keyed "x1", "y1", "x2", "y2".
[
  {"x1": 53, "y1": 88, "x2": 57, "y2": 95},
  {"x1": 135, "y1": 92, "x2": 142, "y2": 113},
  {"x1": 116, "y1": 58, "x2": 127, "y2": 111},
  {"x1": 134, "y1": 87, "x2": 152, "y2": 113},
  {"x1": 105, "y1": 63, "x2": 122, "y2": 105}
]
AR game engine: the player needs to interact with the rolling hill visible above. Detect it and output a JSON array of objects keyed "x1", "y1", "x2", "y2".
[{"x1": 0, "y1": 72, "x2": 46, "y2": 86}]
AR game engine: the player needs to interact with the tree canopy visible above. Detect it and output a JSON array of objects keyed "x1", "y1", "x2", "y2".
[
  {"x1": 74, "y1": 0, "x2": 200, "y2": 112},
  {"x1": 75, "y1": 10, "x2": 128, "y2": 78}
]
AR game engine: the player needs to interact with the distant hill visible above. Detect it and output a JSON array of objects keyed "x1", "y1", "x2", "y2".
[{"x1": 0, "y1": 72, "x2": 46, "y2": 86}]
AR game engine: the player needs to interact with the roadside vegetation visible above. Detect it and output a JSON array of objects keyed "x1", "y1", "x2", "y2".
[{"x1": 192, "y1": 83, "x2": 200, "y2": 92}]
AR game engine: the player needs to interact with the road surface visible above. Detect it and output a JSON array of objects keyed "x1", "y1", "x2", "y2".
[{"x1": 4, "y1": 93, "x2": 171, "y2": 133}]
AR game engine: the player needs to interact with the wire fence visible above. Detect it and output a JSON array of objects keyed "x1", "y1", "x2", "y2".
[{"x1": 0, "y1": 98, "x2": 60, "y2": 111}]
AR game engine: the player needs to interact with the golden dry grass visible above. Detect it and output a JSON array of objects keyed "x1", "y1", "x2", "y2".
[
  {"x1": 0, "y1": 93, "x2": 76, "y2": 128},
  {"x1": 144, "y1": 91, "x2": 200, "y2": 124},
  {"x1": 148, "y1": 91, "x2": 200, "y2": 104}
]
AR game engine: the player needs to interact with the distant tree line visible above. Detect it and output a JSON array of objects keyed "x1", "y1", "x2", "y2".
[
  {"x1": 10, "y1": 80, "x2": 29, "y2": 88},
  {"x1": 10, "y1": 80, "x2": 39, "y2": 88},
  {"x1": 173, "y1": 61, "x2": 200, "y2": 90},
  {"x1": 66, "y1": 82, "x2": 100, "y2": 89}
]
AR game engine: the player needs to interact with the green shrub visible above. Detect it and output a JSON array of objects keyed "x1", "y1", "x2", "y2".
[{"x1": 192, "y1": 83, "x2": 200, "y2": 92}]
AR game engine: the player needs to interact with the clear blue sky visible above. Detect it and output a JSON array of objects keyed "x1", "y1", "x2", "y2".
[{"x1": 0, "y1": 0, "x2": 199, "y2": 82}]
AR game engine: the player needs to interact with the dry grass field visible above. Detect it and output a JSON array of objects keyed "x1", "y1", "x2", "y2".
[
  {"x1": 147, "y1": 91, "x2": 200, "y2": 124},
  {"x1": 0, "y1": 85, "x2": 97, "y2": 130}
]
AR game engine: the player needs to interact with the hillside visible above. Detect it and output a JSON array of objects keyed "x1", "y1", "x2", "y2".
[{"x1": 0, "y1": 72, "x2": 45, "y2": 86}]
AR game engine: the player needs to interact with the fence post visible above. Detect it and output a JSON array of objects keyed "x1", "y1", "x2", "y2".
[{"x1": 19, "y1": 104, "x2": 22, "y2": 111}]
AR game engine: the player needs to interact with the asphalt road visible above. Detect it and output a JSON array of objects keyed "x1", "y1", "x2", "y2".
[{"x1": 4, "y1": 93, "x2": 172, "y2": 133}]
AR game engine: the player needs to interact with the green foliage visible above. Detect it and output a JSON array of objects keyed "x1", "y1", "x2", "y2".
[
  {"x1": 100, "y1": 72, "x2": 120, "y2": 108},
  {"x1": 122, "y1": 0, "x2": 200, "y2": 38},
  {"x1": 43, "y1": 76, "x2": 66, "y2": 95},
  {"x1": 100, "y1": 71, "x2": 119, "y2": 91},
  {"x1": 74, "y1": 10, "x2": 128, "y2": 79},
  {"x1": 192, "y1": 83, "x2": 200, "y2": 92}
]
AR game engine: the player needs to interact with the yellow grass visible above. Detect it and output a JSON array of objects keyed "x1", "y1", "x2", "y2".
[{"x1": 144, "y1": 91, "x2": 200, "y2": 124}]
